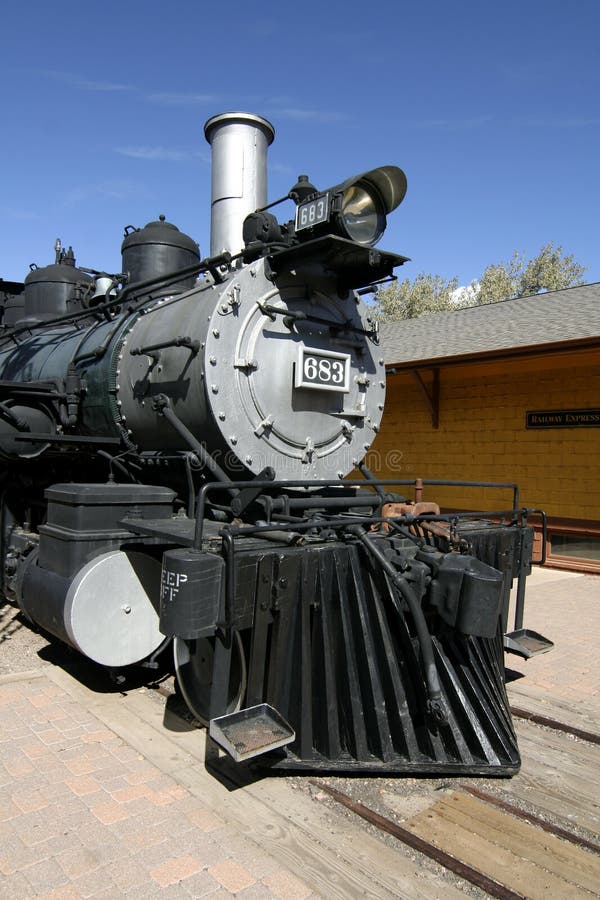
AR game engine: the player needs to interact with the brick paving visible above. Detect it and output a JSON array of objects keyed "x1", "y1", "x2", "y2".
[
  {"x1": 506, "y1": 568, "x2": 600, "y2": 711},
  {"x1": 0, "y1": 565, "x2": 597, "y2": 898},
  {"x1": 0, "y1": 675, "x2": 316, "y2": 899}
]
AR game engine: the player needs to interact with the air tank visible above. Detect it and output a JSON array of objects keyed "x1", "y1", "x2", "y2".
[
  {"x1": 22, "y1": 249, "x2": 93, "y2": 322},
  {"x1": 0, "y1": 281, "x2": 25, "y2": 327},
  {"x1": 121, "y1": 216, "x2": 200, "y2": 293}
]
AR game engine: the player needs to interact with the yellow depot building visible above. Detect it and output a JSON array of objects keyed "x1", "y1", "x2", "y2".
[{"x1": 375, "y1": 283, "x2": 600, "y2": 573}]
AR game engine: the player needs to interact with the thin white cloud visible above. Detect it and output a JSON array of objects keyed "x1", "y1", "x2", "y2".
[
  {"x1": 25, "y1": 69, "x2": 137, "y2": 93},
  {"x1": 62, "y1": 180, "x2": 146, "y2": 207},
  {"x1": 74, "y1": 78, "x2": 134, "y2": 92},
  {"x1": 0, "y1": 207, "x2": 40, "y2": 221},
  {"x1": 115, "y1": 146, "x2": 203, "y2": 162},
  {"x1": 411, "y1": 114, "x2": 598, "y2": 131},
  {"x1": 275, "y1": 108, "x2": 348, "y2": 123},
  {"x1": 411, "y1": 115, "x2": 493, "y2": 130},
  {"x1": 269, "y1": 162, "x2": 295, "y2": 175},
  {"x1": 140, "y1": 95, "x2": 349, "y2": 126},
  {"x1": 244, "y1": 94, "x2": 295, "y2": 106},
  {"x1": 146, "y1": 92, "x2": 220, "y2": 106},
  {"x1": 451, "y1": 283, "x2": 479, "y2": 305},
  {"x1": 511, "y1": 115, "x2": 600, "y2": 128}
]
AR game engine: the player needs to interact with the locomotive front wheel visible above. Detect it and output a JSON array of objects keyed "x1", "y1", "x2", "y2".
[{"x1": 173, "y1": 633, "x2": 246, "y2": 726}]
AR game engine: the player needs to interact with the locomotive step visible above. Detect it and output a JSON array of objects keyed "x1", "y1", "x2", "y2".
[
  {"x1": 504, "y1": 628, "x2": 554, "y2": 659},
  {"x1": 209, "y1": 703, "x2": 295, "y2": 762}
]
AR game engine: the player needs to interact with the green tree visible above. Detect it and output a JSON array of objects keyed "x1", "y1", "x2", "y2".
[
  {"x1": 518, "y1": 242, "x2": 587, "y2": 297},
  {"x1": 374, "y1": 243, "x2": 587, "y2": 320},
  {"x1": 477, "y1": 243, "x2": 586, "y2": 304},
  {"x1": 476, "y1": 251, "x2": 524, "y2": 305},
  {"x1": 374, "y1": 272, "x2": 459, "y2": 321}
]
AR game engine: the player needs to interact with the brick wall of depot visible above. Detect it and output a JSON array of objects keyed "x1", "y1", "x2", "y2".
[{"x1": 370, "y1": 351, "x2": 600, "y2": 520}]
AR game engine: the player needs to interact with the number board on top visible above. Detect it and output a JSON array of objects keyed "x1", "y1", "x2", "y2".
[{"x1": 295, "y1": 192, "x2": 330, "y2": 233}]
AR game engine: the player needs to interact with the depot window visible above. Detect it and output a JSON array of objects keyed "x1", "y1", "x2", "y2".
[{"x1": 543, "y1": 524, "x2": 600, "y2": 573}]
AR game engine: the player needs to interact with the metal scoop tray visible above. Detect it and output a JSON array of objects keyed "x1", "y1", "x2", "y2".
[
  {"x1": 209, "y1": 704, "x2": 295, "y2": 762},
  {"x1": 505, "y1": 628, "x2": 554, "y2": 659}
]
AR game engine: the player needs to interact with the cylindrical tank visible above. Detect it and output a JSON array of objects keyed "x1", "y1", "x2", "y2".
[
  {"x1": 0, "y1": 281, "x2": 25, "y2": 327},
  {"x1": 117, "y1": 257, "x2": 386, "y2": 481},
  {"x1": 121, "y1": 216, "x2": 200, "y2": 293},
  {"x1": 0, "y1": 260, "x2": 385, "y2": 482},
  {"x1": 204, "y1": 112, "x2": 275, "y2": 257},
  {"x1": 22, "y1": 254, "x2": 93, "y2": 322},
  {"x1": 20, "y1": 549, "x2": 164, "y2": 667}
]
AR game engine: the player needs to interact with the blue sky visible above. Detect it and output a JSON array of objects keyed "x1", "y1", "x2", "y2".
[{"x1": 2, "y1": 0, "x2": 599, "y2": 287}]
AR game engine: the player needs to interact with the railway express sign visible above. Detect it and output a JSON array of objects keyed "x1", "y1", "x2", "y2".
[{"x1": 526, "y1": 409, "x2": 600, "y2": 428}]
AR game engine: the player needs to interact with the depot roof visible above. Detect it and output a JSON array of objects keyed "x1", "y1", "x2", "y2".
[{"x1": 380, "y1": 282, "x2": 600, "y2": 368}]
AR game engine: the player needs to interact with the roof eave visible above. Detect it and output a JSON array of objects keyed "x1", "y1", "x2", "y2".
[{"x1": 385, "y1": 335, "x2": 600, "y2": 371}]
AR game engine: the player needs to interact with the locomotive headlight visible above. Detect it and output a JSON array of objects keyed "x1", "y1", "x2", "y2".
[
  {"x1": 294, "y1": 165, "x2": 407, "y2": 248},
  {"x1": 339, "y1": 182, "x2": 386, "y2": 245}
]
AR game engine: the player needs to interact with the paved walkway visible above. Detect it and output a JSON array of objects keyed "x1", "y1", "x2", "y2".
[
  {"x1": 506, "y1": 567, "x2": 599, "y2": 713},
  {"x1": 1, "y1": 565, "x2": 598, "y2": 898},
  {"x1": 0, "y1": 673, "x2": 316, "y2": 899}
]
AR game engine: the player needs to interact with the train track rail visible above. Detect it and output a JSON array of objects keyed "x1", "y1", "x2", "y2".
[
  {"x1": 314, "y1": 780, "x2": 600, "y2": 900},
  {"x1": 150, "y1": 680, "x2": 600, "y2": 897},
  {"x1": 459, "y1": 783, "x2": 600, "y2": 855},
  {"x1": 113, "y1": 679, "x2": 600, "y2": 898},
  {"x1": 510, "y1": 705, "x2": 600, "y2": 745},
  {"x1": 314, "y1": 782, "x2": 525, "y2": 900},
  {"x1": 301, "y1": 706, "x2": 600, "y2": 897}
]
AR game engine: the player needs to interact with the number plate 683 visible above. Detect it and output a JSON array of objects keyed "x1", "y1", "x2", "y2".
[{"x1": 294, "y1": 347, "x2": 350, "y2": 393}]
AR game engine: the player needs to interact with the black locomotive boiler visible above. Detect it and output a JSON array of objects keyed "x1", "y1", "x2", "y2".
[{"x1": 0, "y1": 112, "x2": 539, "y2": 774}]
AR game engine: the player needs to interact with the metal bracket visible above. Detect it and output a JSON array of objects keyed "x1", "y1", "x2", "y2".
[
  {"x1": 301, "y1": 437, "x2": 315, "y2": 463},
  {"x1": 254, "y1": 415, "x2": 274, "y2": 437},
  {"x1": 229, "y1": 466, "x2": 275, "y2": 517},
  {"x1": 412, "y1": 367, "x2": 440, "y2": 429},
  {"x1": 130, "y1": 336, "x2": 200, "y2": 356},
  {"x1": 234, "y1": 358, "x2": 258, "y2": 371}
]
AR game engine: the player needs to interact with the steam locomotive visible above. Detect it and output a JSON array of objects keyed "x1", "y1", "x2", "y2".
[{"x1": 0, "y1": 112, "x2": 534, "y2": 774}]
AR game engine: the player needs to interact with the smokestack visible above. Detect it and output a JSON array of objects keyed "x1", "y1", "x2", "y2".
[{"x1": 204, "y1": 112, "x2": 275, "y2": 258}]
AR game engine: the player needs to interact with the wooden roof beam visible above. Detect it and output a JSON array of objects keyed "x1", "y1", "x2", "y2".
[{"x1": 411, "y1": 367, "x2": 440, "y2": 428}]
